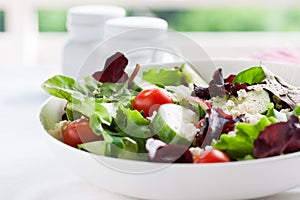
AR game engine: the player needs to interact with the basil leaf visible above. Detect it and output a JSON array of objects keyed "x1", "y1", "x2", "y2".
[
  {"x1": 233, "y1": 66, "x2": 266, "y2": 85},
  {"x1": 143, "y1": 67, "x2": 183, "y2": 87}
]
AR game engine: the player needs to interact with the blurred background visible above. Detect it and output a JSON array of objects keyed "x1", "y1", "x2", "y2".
[{"x1": 1, "y1": 0, "x2": 300, "y2": 68}]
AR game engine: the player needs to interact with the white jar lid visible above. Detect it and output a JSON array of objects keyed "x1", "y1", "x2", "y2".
[
  {"x1": 67, "y1": 5, "x2": 126, "y2": 26},
  {"x1": 104, "y1": 16, "x2": 168, "y2": 38}
]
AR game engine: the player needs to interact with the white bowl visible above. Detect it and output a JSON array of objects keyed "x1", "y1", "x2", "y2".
[{"x1": 40, "y1": 59, "x2": 300, "y2": 200}]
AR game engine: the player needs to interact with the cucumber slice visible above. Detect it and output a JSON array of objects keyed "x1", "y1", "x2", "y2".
[
  {"x1": 152, "y1": 104, "x2": 198, "y2": 146},
  {"x1": 133, "y1": 76, "x2": 158, "y2": 90},
  {"x1": 180, "y1": 64, "x2": 208, "y2": 87}
]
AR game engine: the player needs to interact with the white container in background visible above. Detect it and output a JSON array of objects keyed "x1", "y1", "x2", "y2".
[
  {"x1": 63, "y1": 5, "x2": 126, "y2": 78},
  {"x1": 104, "y1": 16, "x2": 179, "y2": 68}
]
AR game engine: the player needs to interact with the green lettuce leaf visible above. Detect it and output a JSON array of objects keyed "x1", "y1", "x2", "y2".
[
  {"x1": 42, "y1": 75, "x2": 137, "y2": 103},
  {"x1": 42, "y1": 75, "x2": 85, "y2": 102},
  {"x1": 142, "y1": 67, "x2": 183, "y2": 87},
  {"x1": 293, "y1": 106, "x2": 300, "y2": 116},
  {"x1": 78, "y1": 136, "x2": 147, "y2": 161},
  {"x1": 78, "y1": 141, "x2": 107, "y2": 155},
  {"x1": 115, "y1": 105, "x2": 152, "y2": 138},
  {"x1": 213, "y1": 117, "x2": 275, "y2": 160},
  {"x1": 266, "y1": 103, "x2": 287, "y2": 122},
  {"x1": 233, "y1": 66, "x2": 266, "y2": 85},
  {"x1": 68, "y1": 98, "x2": 112, "y2": 125},
  {"x1": 114, "y1": 105, "x2": 153, "y2": 153}
]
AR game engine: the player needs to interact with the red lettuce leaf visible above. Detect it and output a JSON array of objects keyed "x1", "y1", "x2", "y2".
[
  {"x1": 200, "y1": 108, "x2": 245, "y2": 148},
  {"x1": 224, "y1": 74, "x2": 236, "y2": 84},
  {"x1": 254, "y1": 115, "x2": 300, "y2": 158},
  {"x1": 150, "y1": 144, "x2": 193, "y2": 163},
  {"x1": 192, "y1": 68, "x2": 248, "y2": 100},
  {"x1": 224, "y1": 82, "x2": 248, "y2": 96},
  {"x1": 208, "y1": 68, "x2": 226, "y2": 98},
  {"x1": 92, "y1": 52, "x2": 129, "y2": 83}
]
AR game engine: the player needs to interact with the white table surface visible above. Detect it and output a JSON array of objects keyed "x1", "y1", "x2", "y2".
[{"x1": 1, "y1": 67, "x2": 300, "y2": 200}]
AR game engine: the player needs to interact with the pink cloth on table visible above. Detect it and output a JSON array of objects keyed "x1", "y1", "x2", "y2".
[{"x1": 250, "y1": 46, "x2": 300, "y2": 65}]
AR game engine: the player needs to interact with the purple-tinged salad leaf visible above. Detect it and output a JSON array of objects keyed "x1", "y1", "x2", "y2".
[
  {"x1": 146, "y1": 138, "x2": 193, "y2": 163},
  {"x1": 233, "y1": 66, "x2": 266, "y2": 85},
  {"x1": 208, "y1": 68, "x2": 226, "y2": 98},
  {"x1": 192, "y1": 85, "x2": 210, "y2": 99},
  {"x1": 200, "y1": 108, "x2": 244, "y2": 148},
  {"x1": 214, "y1": 117, "x2": 275, "y2": 160},
  {"x1": 261, "y1": 68, "x2": 300, "y2": 110},
  {"x1": 192, "y1": 68, "x2": 248, "y2": 100},
  {"x1": 224, "y1": 74, "x2": 236, "y2": 84},
  {"x1": 254, "y1": 115, "x2": 300, "y2": 158},
  {"x1": 224, "y1": 82, "x2": 248, "y2": 96},
  {"x1": 92, "y1": 52, "x2": 129, "y2": 83}
]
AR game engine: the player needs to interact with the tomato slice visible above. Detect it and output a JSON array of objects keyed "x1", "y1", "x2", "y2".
[
  {"x1": 194, "y1": 149, "x2": 230, "y2": 163},
  {"x1": 133, "y1": 88, "x2": 173, "y2": 117},
  {"x1": 63, "y1": 118, "x2": 102, "y2": 148}
]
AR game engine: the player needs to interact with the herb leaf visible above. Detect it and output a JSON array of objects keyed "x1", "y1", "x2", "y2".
[
  {"x1": 42, "y1": 75, "x2": 84, "y2": 102},
  {"x1": 233, "y1": 66, "x2": 266, "y2": 85},
  {"x1": 213, "y1": 117, "x2": 274, "y2": 160},
  {"x1": 115, "y1": 105, "x2": 152, "y2": 138},
  {"x1": 143, "y1": 67, "x2": 183, "y2": 87}
]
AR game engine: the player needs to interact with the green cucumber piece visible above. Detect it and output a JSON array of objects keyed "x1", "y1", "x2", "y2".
[
  {"x1": 152, "y1": 104, "x2": 198, "y2": 146},
  {"x1": 180, "y1": 64, "x2": 208, "y2": 87}
]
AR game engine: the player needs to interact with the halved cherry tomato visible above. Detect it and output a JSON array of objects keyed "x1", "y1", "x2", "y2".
[
  {"x1": 194, "y1": 149, "x2": 230, "y2": 163},
  {"x1": 63, "y1": 118, "x2": 102, "y2": 148},
  {"x1": 133, "y1": 88, "x2": 173, "y2": 117}
]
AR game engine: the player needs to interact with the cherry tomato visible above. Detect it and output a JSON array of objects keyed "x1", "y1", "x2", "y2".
[
  {"x1": 133, "y1": 88, "x2": 173, "y2": 117},
  {"x1": 63, "y1": 118, "x2": 102, "y2": 148},
  {"x1": 194, "y1": 149, "x2": 230, "y2": 164}
]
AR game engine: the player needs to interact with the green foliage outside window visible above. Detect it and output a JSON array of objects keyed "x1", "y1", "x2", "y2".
[
  {"x1": 0, "y1": 11, "x2": 5, "y2": 32},
  {"x1": 38, "y1": 8, "x2": 300, "y2": 32}
]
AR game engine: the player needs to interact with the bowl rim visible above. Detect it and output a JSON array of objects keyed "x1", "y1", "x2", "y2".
[{"x1": 39, "y1": 58, "x2": 300, "y2": 169}]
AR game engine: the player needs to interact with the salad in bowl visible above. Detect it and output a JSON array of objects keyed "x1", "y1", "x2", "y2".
[{"x1": 41, "y1": 52, "x2": 300, "y2": 165}]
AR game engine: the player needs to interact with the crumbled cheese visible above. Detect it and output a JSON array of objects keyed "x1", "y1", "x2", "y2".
[
  {"x1": 146, "y1": 138, "x2": 166, "y2": 159},
  {"x1": 237, "y1": 102, "x2": 254, "y2": 114},
  {"x1": 244, "y1": 113, "x2": 264, "y2": 124},
  {"x1": 229, "y1": 110, "x2": 242, "y2": 118},
  {"x1": 237, "y1": 89, "x2": 248, "y2": 100},
  {"x1": 93, "y1": 89, "x2": 100, "y2": 96},
  {"x1": 48, "y1": 120, "x2": 70, "y2": 141},
  {"x1": 280, "y1": 108, "x2": 291, "y2": 113},
  {"x1": 228, "y1": 131, "x2": 236, "y2": 137},
  {"x1": 189, "y1": 147, "x2": 203, "y2": 158},
  {"x1": 212, "y1": 89, "x2": 271, "y2": 123},
  {"x1": 147, "y1": 111, "x2": 157, "y2": 121},
  {"x1": 204, "y1": 145, "x2": 213, "y2": 151},
  {"x1": 225, "y1": 100, "x2": 235, "y2": 108},
  {"x1": 248, "y1": 84, "x2": 264, "y2": 92}
]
